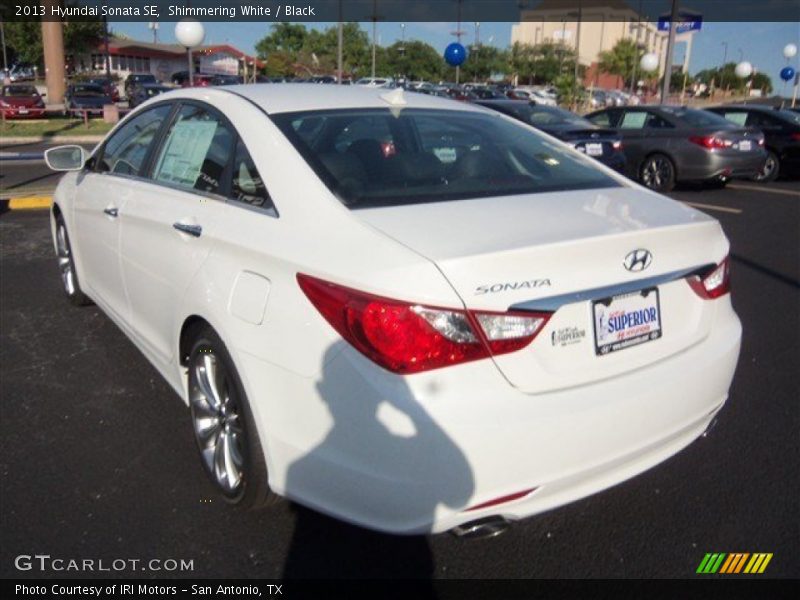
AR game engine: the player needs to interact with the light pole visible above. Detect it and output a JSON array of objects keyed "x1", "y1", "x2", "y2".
[
  {"x1": 785, "y1": 43, "x2": 798, "y2": 107},
  {"x1": 175, "y1": 20, "x2": 205, "y2": 87},
  {"x1": 148, "y1": 21, "x2": 159, "y2": 44},
  {"x1": 0, "y1": 20, "x2": 8, "y2": 77},
  {"x1": 719, "y1": 41, "x2": 728, "y2": 94},
  {"x1": 660, "y1": 0, "x2": 680, "y2": 103},
  {"x1": 336, "y1": 0, "x2": 343, "y2": 84}
]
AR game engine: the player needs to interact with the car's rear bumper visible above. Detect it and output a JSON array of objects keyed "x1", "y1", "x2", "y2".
[
  {"x1": 237, "y1": 296, "x2": 741, "y2": 535},
  {"x1": 678, "y1": 150, "x2": 767, "y2": 181}
]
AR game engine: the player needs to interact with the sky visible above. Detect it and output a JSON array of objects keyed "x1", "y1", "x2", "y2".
[{"x1": 112, "y1": 20, "x2": 799, "y2": 87}]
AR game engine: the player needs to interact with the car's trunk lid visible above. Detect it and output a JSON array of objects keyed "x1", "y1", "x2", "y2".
[{"x1": 356, "y1": 187, "x2": 729, "y2": 393}]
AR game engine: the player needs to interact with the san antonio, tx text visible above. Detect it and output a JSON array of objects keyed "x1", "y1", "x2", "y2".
[{"x1": 16, "y1": 584, "x2": 281, "y2": 596}]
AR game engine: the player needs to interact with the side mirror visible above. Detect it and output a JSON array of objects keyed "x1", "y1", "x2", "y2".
[{"x1": 44, "y1": 145, "x2": 87, "y2": 171}]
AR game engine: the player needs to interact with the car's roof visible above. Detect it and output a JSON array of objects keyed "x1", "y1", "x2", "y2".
[{"x1": 217, "y1": 83, "x2": 486, "y2": 115}]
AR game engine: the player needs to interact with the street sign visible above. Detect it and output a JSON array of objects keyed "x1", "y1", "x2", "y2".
[{"x1": 657, "y1": 13, "x2": 703, "y2": 34}]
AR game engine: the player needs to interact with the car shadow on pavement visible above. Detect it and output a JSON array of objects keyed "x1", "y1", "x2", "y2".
[{"x1": 282, "y1": 345, "x2": 475, "y2": 586}]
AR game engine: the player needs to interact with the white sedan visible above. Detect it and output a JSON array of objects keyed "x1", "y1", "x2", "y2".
[{"x1": 45, "y1": 84, "x2": 741, "y2": 537}]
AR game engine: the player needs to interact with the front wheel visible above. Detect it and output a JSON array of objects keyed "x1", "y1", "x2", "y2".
[
  {"x1": 639, "y1": 153, "x2": 676, "y2": 192},
  {"x1": 187, "y1": 326, "x2": 277, "y2": 509},
  {"x1": 54, "y1": 215, "x2": 91, "y2": 306},
  {"x1": 753, "y1": 151, "x2": 779, "y2": 182}
]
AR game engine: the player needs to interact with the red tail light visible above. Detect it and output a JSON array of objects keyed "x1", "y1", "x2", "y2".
[
  {"x1": 791, "y1": 132, "x2": 800, "y2": 141},
  {"x1": 297, "y1": 274, "x2": 551, "y2": 374},
  {"x1": 689, "y1": 135, "x2": 731, "y2": 150},
  {"x1": 687, "y1": 257, "x2": 731, "y2": 299}
]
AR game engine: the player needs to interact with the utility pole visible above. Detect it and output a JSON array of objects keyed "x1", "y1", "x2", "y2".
[
  {"x1": 573, "y1": 1, "x2": 582, "y2": 108},
  {"x1": 370, "y1": 0, "x2": 377, "y2": 78},
  {"x1": 41, "y1": 0, "x2": 66, "y2": 104},
  {"x1": 336, "y1": 0, "x2": 343, "y2": 84},
  {"x1": 629, "y1": 0, "x2": 643, "y2": 94},
  {"x1": 660, "y1": 0, "x2": 680, "y2": 103},
  {"x1": 0, "y1": 19, "x2": 8, "y2": 74},
  {"x1": 103, "y1": 16, "x2": 111, "y2": 81}
]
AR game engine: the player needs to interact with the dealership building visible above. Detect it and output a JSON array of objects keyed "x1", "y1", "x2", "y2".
[
  {"x1": 82, "y1": 38, "x2": 264, "y2": 81},
  {"x1": 511, "y1": 0, "x2": 671, "y2": 89}
]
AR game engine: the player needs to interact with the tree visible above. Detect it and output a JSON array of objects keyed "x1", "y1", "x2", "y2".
[
  {"x1": 460, "y1": 44, "x2": 506, "y2": 82},
  {"x1": 695, "y1": 63, "x2": 772, "y2": 94},
  {"x1": 2, "y1": 21, "x2": 104, "y2": 69},
  {"x1": 255, "y1": 23, "x2": 308, "y2": 57},
  {"x1": 598, "y1": 39, "x2": 642, "y2": 86},
  {"x1": 509, "y1": 42, "x2": 576, "y2": 85},
  {"x1": 378, "y1": 40, "x2": 444, "y2": 81}
]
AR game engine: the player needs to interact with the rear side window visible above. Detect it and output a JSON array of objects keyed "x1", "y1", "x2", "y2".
[
  {"x1": 230, "y1": 139, "x2": 274, "y2": 212},
  {"x1": 152, "y1": 104, "x2": 235, "y2": 195},
  {"x1": 273, "y1": 108, "x2": 620, "y2": 209},
  {"x1": 720, "y1": 111, "x2": 748, "y2": 126},
  {"x1": 587, "y1": 111, "x2": 613, "y2": 127},
  {"x1": 98, "y1": 104, "x2": 171, "y2": 176}
]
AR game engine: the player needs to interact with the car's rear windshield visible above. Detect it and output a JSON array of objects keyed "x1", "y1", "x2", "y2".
[
  {"x1": 73, "y1": 84, "x2": 104, "y2": 95},
  {"x1": 661, "y1": 106, "x2": 732, "y2": 128},
  {"x1": 3, "y1": 85, "x2": 37, "y2": 96},
  {"x1": 271, "y1": 108, "x2": 620, "y2": 209}
]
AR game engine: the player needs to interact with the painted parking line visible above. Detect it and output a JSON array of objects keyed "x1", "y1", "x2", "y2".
[
  {"x1": 5, "y1": 196, "x2": 53, "y2": 210},
  {"x1": 682, "y1": 201, "x2": 743, "y2": 215},
  {"x1": 728, "y1": 184, "x2": 800, "y2": 198}
]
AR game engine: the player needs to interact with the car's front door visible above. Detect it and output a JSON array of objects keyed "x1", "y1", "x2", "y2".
[
  {"x1": 73, "y1": 104, "x2": 173, "y2": 322},
  {"x1": 118, "y1": 102, "x2": 236, "y2": 364}
]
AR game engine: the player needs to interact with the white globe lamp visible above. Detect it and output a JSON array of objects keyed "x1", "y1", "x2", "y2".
[
  {"x1": 735, "y1": 61, "x2": 753, "y2": 79},
  {"x1": 784, "y1": 43, "x2": 797, "y2": 59},
  {"x1": 175, "y1": 21, "x2": 206, "y2": 86},
  {"x1": 640, "y1": 53, "x2": 659, "y2": 73}
]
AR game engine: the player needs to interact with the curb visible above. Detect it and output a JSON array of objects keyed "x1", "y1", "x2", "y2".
[
  {"x1": 0, "y1": 136, "x2": 103, "y2": 144},
  {"x1": 1, "y1": 196, "x2": 53, "y2": 210}
]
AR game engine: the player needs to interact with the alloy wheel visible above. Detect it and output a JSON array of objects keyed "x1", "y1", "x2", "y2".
[
  {"x1": 190, "y1": 350, "x2": 246, "y2": 495},
  {"x1": 56, "y1": 222, "x2": 76, "y2": 296},
  {"x1": 642, "y1": 156, "x2": 672, "y2": 190},
  {"x1": 755, "y1": 154, "x2": 777, "y2": 182}
]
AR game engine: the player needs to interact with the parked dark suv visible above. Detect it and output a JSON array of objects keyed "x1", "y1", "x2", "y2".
[
  {"x1": 124, "y1": 73, "x2": 158, "y2": 100},
  {"x1": 704, "y1": 105, "x2": 800, "y2": 181}
]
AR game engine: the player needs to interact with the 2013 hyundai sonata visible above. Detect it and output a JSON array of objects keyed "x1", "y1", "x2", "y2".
[{"x1": 45, "y1": 84, "x2": 741, "y2": 535}]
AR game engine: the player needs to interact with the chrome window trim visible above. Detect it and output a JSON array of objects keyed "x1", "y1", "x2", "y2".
[{"x1": 511, "y1": 264, "x2": 714, "y2": 313}]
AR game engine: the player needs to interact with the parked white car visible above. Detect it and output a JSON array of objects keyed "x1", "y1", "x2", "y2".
[
  {"x1": 45, "y1": 84, "x2": 741, "y2": 536},
  {"x1": 355, "y1": 77, "x2": 394, "y2": 88}
]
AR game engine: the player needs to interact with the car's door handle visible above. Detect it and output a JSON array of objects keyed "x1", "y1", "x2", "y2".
[
  {"x1": 173, "y1": 222, "x2": 202, "y2": 237},
  {"x1": 103, "y1": 207, "x2": 118, "y2": 218}
]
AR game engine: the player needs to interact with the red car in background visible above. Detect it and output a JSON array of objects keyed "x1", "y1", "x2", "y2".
[
  {"x1": 88, "y1": 78, "x2": 121, "y2": 103},
  {"x1": 0, "y1": 84, "x2": 46, "y2": 118},
  {"x1": 171, "y1": 71, "x2": 213, "y2": 88}
]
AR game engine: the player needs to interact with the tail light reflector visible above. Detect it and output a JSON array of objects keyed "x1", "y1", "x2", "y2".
[
  {"x1": 297, "y1": 274, "x2": 551, "y2": 374},
  {"x1": 465, "y1": 488, "x2": 537, "y2": 512},
  {"x1": 689, "y1": 135, "x2": 732, "y2": 150},
  {"x1": 688, "y1": 257, "x2": 731, "y2": 299},
  {"x1": 612, "y1": 140, "x2": 623, "y2": 151}
]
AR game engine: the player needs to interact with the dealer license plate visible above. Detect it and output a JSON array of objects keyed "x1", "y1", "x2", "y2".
[
  {"x1": 739, "y1": 140, "x2": 751, "y2": 151},
  {"x1": 18, "y1": 108, "x2": 28, "y2": 114},
  {"x1": 585, "y1": 142, "x2": 603, "y2": 156},
  {"x1": 592, "y1": 288, "x2": 661, "y2": 355}
]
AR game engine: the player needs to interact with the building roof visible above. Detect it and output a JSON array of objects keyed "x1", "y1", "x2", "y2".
[{"x1": 103, "y1": 38, "x2": 265, "y2": 68}]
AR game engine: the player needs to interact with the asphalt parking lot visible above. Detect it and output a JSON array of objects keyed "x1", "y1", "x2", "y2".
[{"x1": 0, "y1": 176, "x2": 798, "y2": 579}]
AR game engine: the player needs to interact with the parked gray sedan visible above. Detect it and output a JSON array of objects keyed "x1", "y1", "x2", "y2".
[{"x1": 585, "y1": 106, "x2": 767, "y2": 191}]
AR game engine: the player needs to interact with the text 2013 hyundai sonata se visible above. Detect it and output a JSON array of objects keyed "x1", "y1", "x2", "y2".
[{"x1": 45, "y1": 84, "x2": 741, "y2": 535}]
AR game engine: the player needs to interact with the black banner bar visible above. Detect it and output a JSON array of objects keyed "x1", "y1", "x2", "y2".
[{"x1": 2, "y1": 0, "x2": 799, "y2": 23}]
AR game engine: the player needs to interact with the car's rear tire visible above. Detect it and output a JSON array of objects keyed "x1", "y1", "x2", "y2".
[
  {"x1": 187, "y1": 326, "x2": 277, "y2": 509},
  {"x1": 753, "y1": 150, "x2": 779, "y2": 182},
  {"x1": 54, "y1": 214, "x2": 91, "y2": 306},
  {"x1": 640, "y1": 153, "x2": 676, "y2": 192}
]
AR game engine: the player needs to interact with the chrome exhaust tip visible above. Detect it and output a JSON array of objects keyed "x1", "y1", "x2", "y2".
[{"x1": 450, "y1": 516, "x2": 510, "y2": 540}]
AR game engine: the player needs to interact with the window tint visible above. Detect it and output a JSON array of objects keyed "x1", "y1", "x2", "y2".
[
  {"x1": 644, "y1": 113, "x2": 674, "y2": 129},
  {"x1": 152, "y1": 104, "x2": 234, "y2": 195},
  {"x1": 230, "y1": 139, "x2": 273, "y2": 211},
  {"x1": 746, "y1": 111, "x2": 781, "y2": 128},
  {"x1": 661, "y1": 106, "x2": 729, "y2": 128},
  {"x1": 588, "y1": 111, "x2": 613, "y2": 127},
  {"x1": 98, "y1": 104, "x2": 171, "y2": 176},
  {"x1": 619, "y1": 111, "x2": 648, "y2": 129},
  {"x1": 721, "y1": 111, "x2": 748, "y2": 126},
  {"x1": 272, "y1": 108, "x2": 620, "y2": 209}
]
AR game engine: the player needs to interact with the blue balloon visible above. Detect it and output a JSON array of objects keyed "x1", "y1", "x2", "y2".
[
  {"x1": 444, "y1": 42, "x2": 468, "y2": 67},
  {"x1": 780, "y1": 66, "x2": 796, "y2": 82}
]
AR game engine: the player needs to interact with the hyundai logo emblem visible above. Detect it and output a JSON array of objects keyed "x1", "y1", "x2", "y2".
[{"x1": 623, "y1": 249, "x2": 653, "y2": 272}]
